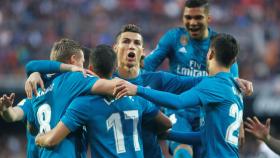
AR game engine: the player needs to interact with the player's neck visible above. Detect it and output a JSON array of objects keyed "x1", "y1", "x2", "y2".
[
  {"x1": 202, "y1": 28, "x2": 209, "y2": 39},
  {"x1": 208, "y1": 66, "x2": 230, "y2": 76},
  {"x1": 117, "y1": 66, "x2": 139, "y2": 79},
  {"x1": 209, "y1": 63, "x2": 230, "y2": 76}
]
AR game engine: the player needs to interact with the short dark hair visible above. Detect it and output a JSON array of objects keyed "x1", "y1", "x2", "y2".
[
  {"x1": 210, "y1": 33, "x2": 239, "y2": 68},
  {"x1": 82, "y1": 46, "x2": 91, "y2": 68},
  {"x1": 116, "y1": 24, "x2": 142, "y2": 41},
  {"x1": 50, "y1": 38, "x2": 82, "y2": 63},
  {"x1": 185, "y1": 0, "x2": 209, "y2": 13},
  {"x1": 89, "y1": 44, "x2": 116, "y2": 78}
]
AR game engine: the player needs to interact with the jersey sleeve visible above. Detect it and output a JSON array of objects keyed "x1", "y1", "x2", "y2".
[
  {"x1": 144, "y1": 29, "x2": 175, "y2": 71},
  {"x1": 137, "y1": 85, "x2": 201, "y2": 110},
  {"x1": 61, "y1": 98, "x2": 90, "y2": 132},
  {"x1": 166, "y1": 130, "x2": 201, "y2": 145},
  {"x1": 230, "y1": 62, "x2": 239, "y2": 78},
  {"x1": 25, "y1": 60, "x2": 61, "y2": 76},
  {"x1": 159, "y1": 71, "x2": 203, "y2": 93},
  {"x1": 17, "y1": 99, "x2": 34, "y2": 122}
]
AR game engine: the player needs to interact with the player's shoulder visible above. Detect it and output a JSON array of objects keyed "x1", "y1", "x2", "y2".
[
  {"x1": 195, "y1": 76, "x2": 220, "y2": 91},
  {"x1": 56, "y1": 72, "x2": 98, "y2": 83},
  {"x1": 18, "y1": 98, "x2": 31, "y2": 106},
  {"x1": 165, "y1": 27, "x2": 186, "y2": 37},
  {"x1": 68, "y1": 95, "x2": 100, "y2": 111},
  {"x1": 167, "y1": 27, "x2": 186, "y2": 33},
  {"x1": 72, "y1": 95, "x2": 100, "y2": 105}
]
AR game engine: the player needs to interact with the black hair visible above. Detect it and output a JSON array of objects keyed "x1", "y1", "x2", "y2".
[
  {"x1": 185, "y1": 0, "x2": 209, "y2": 13},
  {"x1": 210, "y1": 33, "x2": 239, "y2": 68},
  {"x1": 89, "y1": 44, "x2": 116, "y2": 78},
  {"x1": 82, "y1": 46, "x2": 91, "y2": 68},
  {"x1": 115, "y1": 24, "x2": 142, "y2": 41}
]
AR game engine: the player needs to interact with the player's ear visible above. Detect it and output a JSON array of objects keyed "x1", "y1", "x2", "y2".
[
  {"x1": 207, "y1": 15, "x2": 212, "y2": 24},
  {"x1": 69, "y1": 55, "x2": 76, "y2": 65},
  {"x1": 113, "y1": 44, "x2": 118, "y2": 52},
  {"x1": 207, "y1": 49, "x2": 215, "y2": 60}
]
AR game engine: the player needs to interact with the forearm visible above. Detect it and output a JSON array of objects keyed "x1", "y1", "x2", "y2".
[
  {"x1": 144, "y1": 53, "x2": 165, "y2": 71},
  {"x1": 162, "y1": 75, "x2": 204, "y2": 93},
  {"x1": 264, "y1": 135, "x2": 280, "y2": 155},
  {"x1": 1, "y1": 107, "x2": 23, "y2": 122},
  {"x1": 91, "y1": 79, "x2": 116, "y2": 96},
  {"x1": 36, "y1": 121, "x2": 70, "y2": 147},
  {"x1": 25, "y1": 60, "x2": 61, "y2": 76},
  {"x1": 137, "y1": 86, "x2": 199, "y2": 109}
]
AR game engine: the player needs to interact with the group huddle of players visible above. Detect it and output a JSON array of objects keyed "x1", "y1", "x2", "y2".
[{"x1": 4, "y1": 0, "x2": 278, "y2": 158}]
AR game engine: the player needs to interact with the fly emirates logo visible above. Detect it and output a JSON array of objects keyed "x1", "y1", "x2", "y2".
[{"x1": 176, "y1": 60, "x2": 208, "y2": 77}]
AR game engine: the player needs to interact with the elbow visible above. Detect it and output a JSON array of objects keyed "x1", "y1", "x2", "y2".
[
  {"x1": 166, "y1": 119, "x2": 172, "y2": 129},
  {"x1": 25, "y1": 61, "x2": 35, "y2": 76},
  {"x1": 162, "y1": 119, "x2": 172, "y2": 132}
]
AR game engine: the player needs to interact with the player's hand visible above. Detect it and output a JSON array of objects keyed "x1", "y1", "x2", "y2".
[
  {"x1": 113, "y1": 80, "x2": 137, "y2": 99},
  {"x1": 244, "y1": 117, "x2": 271, "y2": 142},
  {"x1": 0, "y1": 93, "x2": 15, "y2": 111},
  {"x1": 235, "y1": 78, "x2": 253, "y2": 96},
  {"x1": 25, "y1": 72, "x2": 45, "y2": 98},
  {"x1": 238, "y1": 122, "x2": 245, "y2": 149},
  {"x1": 35, "y1": 133, "x2": 44, "y2": 147}
]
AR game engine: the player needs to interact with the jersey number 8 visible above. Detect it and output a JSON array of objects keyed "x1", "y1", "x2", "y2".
[{"x1": 37, "y1": 103, "x2": 52, "y2": 133}]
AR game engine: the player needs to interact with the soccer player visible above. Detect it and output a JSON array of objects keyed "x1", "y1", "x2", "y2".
[
  {"x1": 28, "y1": 24, "x2": 252, "y2": 158},
  {"x1": 144, "y1": 0, "x2": 244, "y2": 157},
  {"x1": 113, "y1": 24, "x2": 204, "y2": 158},
  {"x1": 113, "y1": 24, "x2": 252, "y2": 158},
  {"x1": 115, "y1": 33, "x2": 244, "y2": 158},
  {"x1": 245, "y1": 117, "x2": 280, "y2": 155},
  {"x1": 24, "y1": 39, "x2": 122, "y2": 158},
  {"x1": 0, "y1": 93, "x2": 38, "y2": 158},
  {"x1": 35, "y1": 44, "x2": 172, "y2": 158},
  {"x1": 27, "y1": 24, "x2": 199, "y2": 158}
]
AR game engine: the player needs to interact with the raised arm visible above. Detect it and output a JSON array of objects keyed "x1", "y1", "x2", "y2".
[
  {"x1": 25, "y1": 60, "x2": 61, "y2": 76},
  {"x1": 245, "y1": 117, "x2": 280, "y2": 155},
  {"x1": 114, "y1": 81, "x2": 201, "y2": 110},
  {"x1": 91, "y1": 78, "x2": 124, "y2": 96},
  {"x1": 0, "y1": 93, "x2": 25, "y2": 122},
  {"x1": 137, "y1": 86, "x2": 201, "y2": 109},
  {"x1": 144, "y1": 30, "x2": 174, "y2": 71},
  {"x1": 25, "y1": 60, "x2": 94, "y2": 77}
]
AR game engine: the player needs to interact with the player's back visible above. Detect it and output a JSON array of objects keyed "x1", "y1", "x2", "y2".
[
  {"x1": 32, "y1": 72, "x2": 97, "y2": 158},
  {"x1": 198, "y1": 72, "x2": 243, "y2": 158},
  {"x1": 62, "y1": 95, "x2": 159, "y2": 158}
]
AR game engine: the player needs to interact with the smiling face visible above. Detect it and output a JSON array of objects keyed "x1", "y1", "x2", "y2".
[
  {"x1": 183, "y1": 7, "x2": 210, "y2": 40},
  {"x1": 114, "y1": 32, "x2": 143, "y2": 69}
]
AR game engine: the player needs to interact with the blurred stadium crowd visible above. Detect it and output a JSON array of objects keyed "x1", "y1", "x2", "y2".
[{"x1": 0, "y1": 0, "x2": 280, "y2": 157}]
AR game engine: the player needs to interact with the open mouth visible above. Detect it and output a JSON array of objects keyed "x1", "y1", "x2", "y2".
[
  {"x1": 188, "y1": 27, "x2": 201, "y2": 32},
  {"x1": 128, "y1": 52, "x2": 136, "y2": 58}
]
